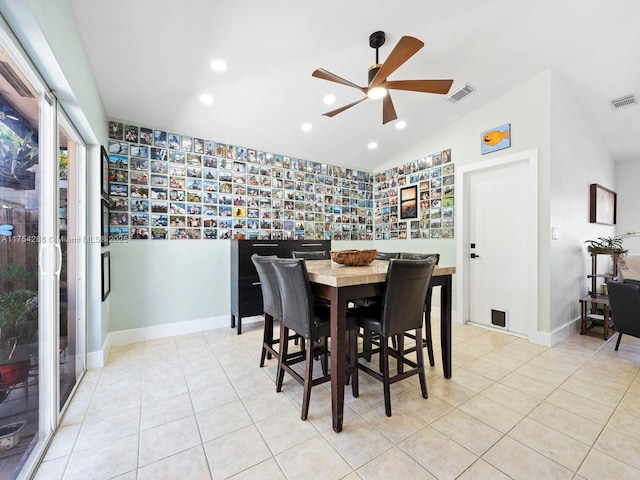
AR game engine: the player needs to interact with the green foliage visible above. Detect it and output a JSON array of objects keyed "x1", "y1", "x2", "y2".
[{"x1": 0, "y1": 289, "x2": 38, "y2": 360}]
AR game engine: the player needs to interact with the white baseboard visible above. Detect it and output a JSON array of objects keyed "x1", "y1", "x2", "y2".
[
  {"x1": 528, "y1": 317, "x2": 582, "y2": 347},
  {"x1": 86, "y1": 314, "x2": 263, "y2": 369}
]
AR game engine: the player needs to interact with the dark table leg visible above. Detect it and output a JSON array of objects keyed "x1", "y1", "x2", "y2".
[
  {"x1": 439, "y1": 275, "x2": 452, "y2": 379},
  {"x1": 329, "y1": 287, "x2": 346, "y2": 432}
]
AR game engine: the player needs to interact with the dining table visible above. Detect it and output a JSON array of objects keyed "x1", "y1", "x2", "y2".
[{"x1": 305, "y1": 259, "x2": 456, "y2": 433}]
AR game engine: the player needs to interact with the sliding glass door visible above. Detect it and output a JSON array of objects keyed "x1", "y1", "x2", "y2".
[{"x1": 0, "y1": 24, "x2": 86, "y2": 479}]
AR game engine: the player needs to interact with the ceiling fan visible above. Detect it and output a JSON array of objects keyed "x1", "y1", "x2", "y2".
[{"x1": 312, "y1": 31, "x2": 454, "y2": 124}]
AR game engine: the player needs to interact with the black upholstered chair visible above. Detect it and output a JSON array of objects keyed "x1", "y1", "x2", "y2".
[
  {"x1": 251, "y1": 254, "x2": 302, "y2": 368},
  {"x1": 375, "y1": 251, "x2": 400, "y2": 260},
  {"x1": 606, "y1": 280, "x2": 640, "y2": 350},
  {"x1": 355, "y1": 257, "x2": 436, "y2": 416},
  {"x1": 292, "y1": 250, "x2": 328, "y2": 260},
  {"x1": 398, "y1": 252, "x2": 440, "y2": 366},
  {"x1": 270, "y1": 258, "x2": 358, "y2": 420}
]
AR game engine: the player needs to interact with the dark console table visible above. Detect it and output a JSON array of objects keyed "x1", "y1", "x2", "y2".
[{"x1": 229, "y1": 239, "x2": 331, "y2": 334}]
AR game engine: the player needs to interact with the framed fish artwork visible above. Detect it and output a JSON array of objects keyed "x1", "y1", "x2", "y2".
[{"x1": 481, "y1": 123, "x2": 511, "y2": 154}]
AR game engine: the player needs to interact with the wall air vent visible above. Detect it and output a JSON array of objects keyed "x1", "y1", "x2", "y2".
[
  {"x1": 609, "y1": 93, "x2": 638, "y2": 110},
  {"x1": 0, "y1": 61, "x2": 34, "y2": 98},
  {"x1": 446, "y1": 83, "x2": 475, "y2": 103}
]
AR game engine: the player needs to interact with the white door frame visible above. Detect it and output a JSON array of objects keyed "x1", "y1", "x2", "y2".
[{"x1": 455, "y1": 148, "x2": 539, "y2": 336}]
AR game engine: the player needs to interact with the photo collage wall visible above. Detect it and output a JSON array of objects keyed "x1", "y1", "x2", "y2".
[
  {"x1": 107, "y1": 121, "x2": 375, "y2": 240},
  {"x1": 373, "y1": 149, "x2": 455, "y2": 239}
]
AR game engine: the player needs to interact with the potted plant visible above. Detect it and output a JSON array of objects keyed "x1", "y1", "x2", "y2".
[
  {"x1": 584, "y1": 231, "x2": 639, "y2": 255},
  {"x1": 0, "y1": 289, "x2": 37, "y2": 387}
]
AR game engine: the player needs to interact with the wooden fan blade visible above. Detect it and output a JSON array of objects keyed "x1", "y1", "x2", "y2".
[
  {"x1": 323, "y1": 97, "x2": 368, "y2": 117},
  {"x1": 312, "y1": 68, "x2": 366, "y2": 93},
  {"x1": 370, "y1": 36, "x2": 424, "y2": 88},
  {"x1": 383, "y1": 79, "x2": 454, "y2": 95},
  {"x1": 382, "y1": 94, "x2": 397, "y2": 125}
]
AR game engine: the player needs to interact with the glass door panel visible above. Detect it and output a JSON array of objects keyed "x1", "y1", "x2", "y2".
[{"x1": 0, "y1": 43, "x2": 41, "y2": 478}]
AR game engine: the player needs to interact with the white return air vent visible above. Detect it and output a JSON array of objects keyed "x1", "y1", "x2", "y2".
[
  {"x1": 609, "y1": 93, "x2": 638, "y2": 110},
  {"x1": 446, "y1": 83, "x2": 475, "y2": 103}
]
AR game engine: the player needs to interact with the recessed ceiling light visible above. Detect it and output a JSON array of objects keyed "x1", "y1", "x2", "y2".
[
  {"x1": 210, "y1": 59, "x2": 228, "y2": 71},
  {"x1": 395, "y1": 120, "x2": 407, "y2": 130},
  {"x1": 323, "y1": 94, "x2": 336, "y2": 105},
  {"x1": 301, "y1": 122, "x2": 312, "y2": 132},
  {"x1": 367, "y1": 142, "x2": 378, "y2": 150},
  {"x1": 200, "y1": 94, "x2": 214, "y2": 105}
]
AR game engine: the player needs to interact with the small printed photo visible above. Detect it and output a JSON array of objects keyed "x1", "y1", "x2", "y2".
[
  {"x1": 203, "y1": 228, "x2": 217, "y2": 239},
  {"x1": 187, "y1": 178, "x2": 202, "y2": 190},
  {"x1": 187, "y1": 192, "x2": 202, "y2": 203},
  {"x1": 150, "y1": 174, "x2": 167, "y2": 187},
  {"x1": 130, "y1": 213, "x2": 149, "y2": 226},
  {"x1": 170, "y1": 228, "x2": 186, "y2": 239},
  {"x1": 109, "y1": 226, "x2": 129, "y2": 240},
  {"x1": 169, "y1": 176, "x2": 185, "y2": 189},
  {"x1": 203, "y1": 167, "x2": 217, "y2": 180},
  {"x1": 130, "y1": 186, "x2": 149, "y2": 198},
  {"x1": 169, "y1": 150, "x2": 185, "y2": 163},
  {"x1": 203, "y1": 217, "x2": 217, "y2": 228},
  {"x1": 181, "y1": 135, "x2": 192, "y2": 152},
  {"x1": 151, "y1": 200, "x2": 168, "y2": 213},
  {"x1": 442, "y1": 217, "x2": 454, "y2": 228},
  {"x1": 219, "y1": 219, "x2": 232, "y2": 229},
  {"x1": 187, "y1": 153, "x2": 201, "y2": 166},
  {"x1": 109, "y1": 197, "x2": 128, "y2": 211},
  {"x1": 203, "y1": 206, "x2": 218, "y2": 217},
  {"x1": 247, "y1": 149, "x2": 257, "y2": 163},
  {"x1": 433, "y1": 153, "x2": 442, "y2": 166},
  {"x1": 216, "y1": 143, "x2": 228, "y2": 158},
  {"x1": 227, "y1": 145, "x2": 237, "y2": 159},
  {"x1": 441, "y1": 228, "x2": 454, "y2": 238},
  {"x1": 203, "y1": 155, "x2": 217, "y2": 168},
  {"x1": 151, "y1": 147, "x2": 167, "y2": 161},
  {"x1": 139, "y1": 127, "x2": 153, "y2": 145},
  {"x1": 219, "y1": 228, "x2": 232, "y2": 240},
  {"x1": 151, "y1": 160, "x2": 168, "y2": 174},
  {"x1": 187, "y1": 166, "x2": 202, "y2": 178},
  {"x1": 109, "y1": 141, "x2": 128, "y2": 155},
  {"x1": 443, "y1": 185, "x2": 454, "y2": 197},
  {"x1": 193, "y1": 138, "x2": 204, "y2": 154},
  {"x1": 109, "y1": 154, "x2": 128, "y2": 169},
  {"x1": 203, "y1": 180, "x2": 218, "y2": 193},
  {"x1": 168, "y1": 133, "x2": 180, "y2": 150},
  {"x1": 442, "y1": 206, "x2": 454, "y2": 218},
  {"x1": 204, "y1": 140, "x2": 215, "y2": 156},
  {"x1": 430, "y1": 228, "x2": 442, "y2": 239},
  {"x1": 169, "y1": 164, "x2": 186, "y2": 176},
  {"x1": 443, "y1": 175, "x2": 454, "y2": 186},
  {"x1": 233, "y1": 207, "x2": 246, "y2": 217},
  {"x1": 431, "y1": 178, "x2": 441, "y2": 189},
  {"x1": 442, "y1": 149, "x2": 452, "y2": 163},
  {"x1": 247, "y1": 208, "x2": 259, "y2": 218},
  {"x1": 237, "y1": 147, "x2": 246, "y2": 160},
  {"x1": 151, "y1": 228, "x2": 168, "y2": 239},
  {"x1": 109, "y1": 168, "x2": 128, "y2": 184},
  {"x1": 170, "y1": 215, "x2": 186, "y2": 227},
  {"x1": 430, "y1": 198, "x2": 442, "y2": 208},
  {"x1": 131, "y1": 227, "x2": 149, "y2": 239},
  {"x1": 130, "y1": 158, "x2": 149, "y2": 171},
  {"x1": 150, "y1": 188, "x2": 167, "y2": 200},
  {"x1": 187, "y1": 216, "x2": 201, "y2": 228},
  {"x1": 154, "y1": 130, "x2": 167, "y2": 148},
  {"x1": 170, "y1": 202, "x2": 186, "y2": 214},
  {"x1": 109, "y1": 183, "x2": 128, "y2": 197},
  {"x1": 185, "y1": 228, "x2": 201, "y2": 239},
  {"x1": 442, "y1": 163, "x2": 454, "y2": 176},
  {"x1": 442, "y1": 196, "x2": 454, "y2": 207},
  {"x1": 130, "y1": 144, "x2": 149, "y2": 159},
  {"x1": 109, "y1": 121, "x2": 123, "y2": 140},
  {"x1": 219, "y1": 205, "x2": 232, "y2": 217},
  {"x1": 130, "y1": 171, "x2": 149, "y2": 185},
  {"x1": 109, "y1": 212, "x2": 128, "y2": 225},
  {"x1": 130, "y1": 199, "x2": 149, "y2": 212},
  {"x1": 125, "y1": 125, "x2": 139, "y2": 143}
]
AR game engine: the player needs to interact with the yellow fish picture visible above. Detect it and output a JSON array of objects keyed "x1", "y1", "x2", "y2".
[{"x1": 481, "y1": 123, "x2": 511, "y2": 154}]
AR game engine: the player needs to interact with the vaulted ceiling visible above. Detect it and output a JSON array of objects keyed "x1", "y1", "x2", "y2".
[{"x1": 70, "y1": 0, "x2": 640, "y2": 171}]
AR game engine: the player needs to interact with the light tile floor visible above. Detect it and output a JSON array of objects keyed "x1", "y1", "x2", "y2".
[{"x1": 33, "y1": 321, "x2": 640, "y2": 479}]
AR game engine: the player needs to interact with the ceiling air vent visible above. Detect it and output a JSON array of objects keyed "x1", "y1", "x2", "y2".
[
  {"x1": 0, "y1": 61, "x2": 34, "y2": 98},
  {"x1": 446, "y1": 83, "x2": 475, "y2": 103},
  {"x1": 609, "y1": 93, "x2": 638, "y2": 110}
]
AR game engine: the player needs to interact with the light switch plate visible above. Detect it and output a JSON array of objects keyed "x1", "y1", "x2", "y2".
[{"x1": 551, "y1": 227, "x2": 559, "y2": 240}]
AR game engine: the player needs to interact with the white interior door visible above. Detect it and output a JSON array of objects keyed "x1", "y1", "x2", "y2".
[{"x1": 467, "y1": 159, "x2": 532, "y2": 336}]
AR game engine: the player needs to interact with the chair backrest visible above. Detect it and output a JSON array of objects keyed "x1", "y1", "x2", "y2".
[
  {"x1": 399, "y1": 252, "x2": 440, "y2": 265},
  {"x1": 292, "y1": 250, "x2": 328, "y2": 260},
  {"x1": 607, "y1": 281, "x2": 640, "y2": 338},
  {"x1": 271, "y1": 258, "x2": 315, "y2": 339},
  {"x1": 381, "y1": 258, "x2": 436, "y2": 337},
  {"x1": 251, "y1": 254, "x2": 281, "y2": 320},
  {"x1": 375, "y1": 252, "x2": 400, "y2": 260}
]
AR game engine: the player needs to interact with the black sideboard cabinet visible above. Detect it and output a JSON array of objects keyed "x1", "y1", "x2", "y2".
[{"x1": 230, "y1": 239, "x2": 331, "y2": 334}]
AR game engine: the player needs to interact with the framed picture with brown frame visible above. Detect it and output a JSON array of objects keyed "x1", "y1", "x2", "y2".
[
  {"x1": 400, "y1": 185, "x2": 418, "y2": 219},
  {"x1": 589, "y1": 183, "x2": 616, "y2": 225}
]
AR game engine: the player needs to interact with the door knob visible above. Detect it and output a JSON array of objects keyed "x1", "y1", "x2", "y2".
[{"x1": 470, "y1": 253, "x2": 480, "y2": 259}]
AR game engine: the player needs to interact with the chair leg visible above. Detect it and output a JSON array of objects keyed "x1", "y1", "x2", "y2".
[
  {"x1": 381, "y1": 338, "x2": 392, "y2": 417},
  {"x1": 424, "y1": 313, "x2": 435, "y2": 367},
  {"x1": 396, "y1": 333, "x2": 404, "y2": 375},
  {"x1": 260, "y1": 314, "x2": 274, "y2": 367},
  {"x1": 320, "y1": 338, "x2": 329, "y2": 376},
  {"x1": 415, "y1": 327, "x2": 428, "y2": 399},
  {"x1": 363, "y1": 329, "x2": 372, "y2": 362},
  {"x1": 276, "y1": 326, "x2": 289, "y2": 392},
  {"x1": 615, "y1": 332, "x2": 623, "y2": 351},
  {"x1": 349, "y1": 329, "x2": 359, "y2": 398},
  {"x1": 301, "y1": 338, "x2": 314, "y2": 420}
]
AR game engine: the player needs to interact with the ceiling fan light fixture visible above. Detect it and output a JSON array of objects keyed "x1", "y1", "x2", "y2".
[
  {"x1": 301, "y1": 122, "x2": 312, "y2": 132},
  {"x1": 199, "y1": 94, "x2": 214, "y2": 105},
  {"x1": 395, "y1": 120, "x2": 407, "y2": 130},
  {"x1": 367, "y1": 142, "x2": 378, "y2": 150},
  {"x1": 323, "y1": 94, "x2": 336, "y2": 105},
  {"x1": 210, "y1": 59, "x2": 228, "y2": 71},
  {"x1": 367, "y1": 87, "x2": 388, "y2": 100}
]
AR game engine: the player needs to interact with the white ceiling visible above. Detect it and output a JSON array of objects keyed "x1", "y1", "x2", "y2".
[{"x1": 70, "y1": 0, "x2": 640, "y2": 171}]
